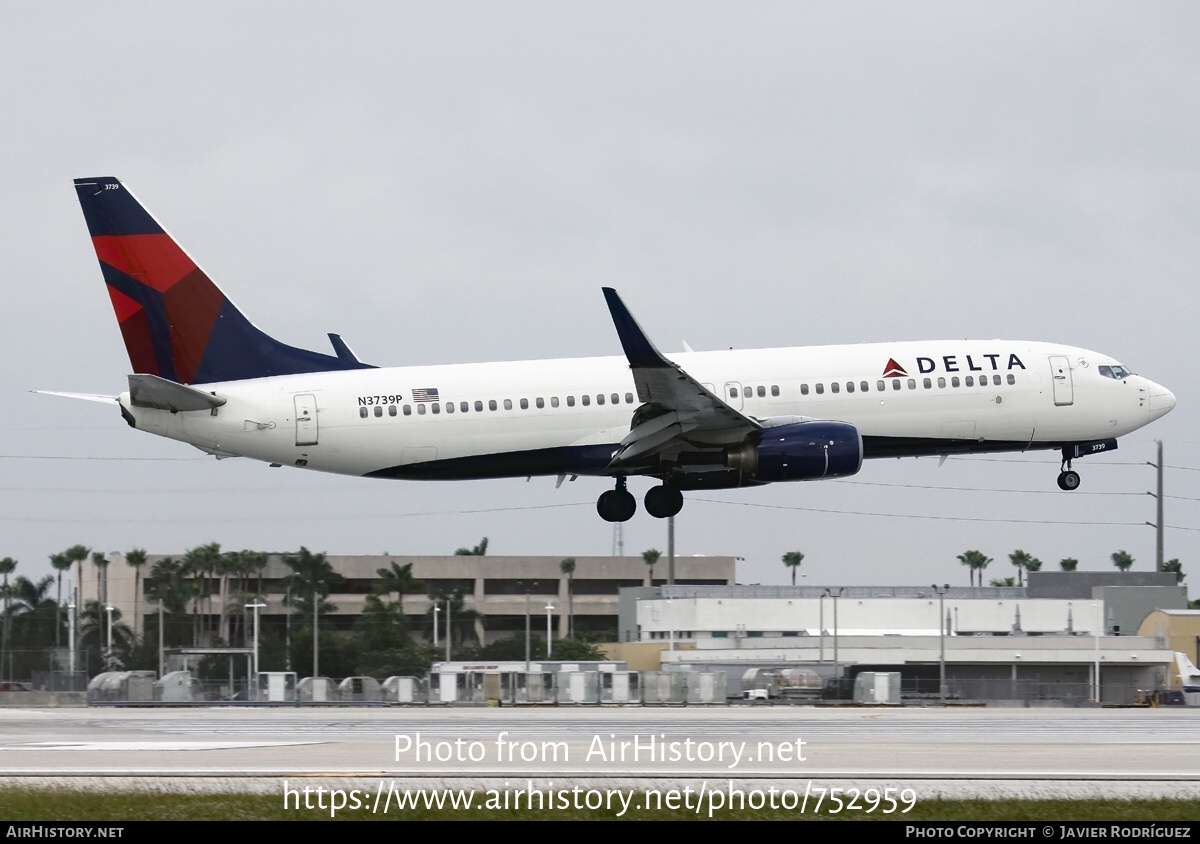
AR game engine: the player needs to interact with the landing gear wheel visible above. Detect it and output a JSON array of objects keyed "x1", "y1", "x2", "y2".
[
  {"x1": 644, "y1": 485, "x2": 683, "y2": 519},
  {"x1": 1057, "y1": 470, "x2": 1081, "y2": 491},
  {"x1": 597, "y1": 488, "x2": 637, "y2": 522}
]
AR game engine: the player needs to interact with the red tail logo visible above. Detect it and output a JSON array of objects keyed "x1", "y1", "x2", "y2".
[{"x1": 883, "y1": 358, "x2": 908, "y2": 377}]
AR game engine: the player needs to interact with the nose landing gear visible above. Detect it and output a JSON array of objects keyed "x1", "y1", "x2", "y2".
[{"x1": 1058, "y1": 451, "x2": 1081, "y2": 491}]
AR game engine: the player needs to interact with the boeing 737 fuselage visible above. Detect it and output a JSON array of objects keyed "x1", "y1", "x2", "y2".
[{"x1": 59, "y1": 178, "x2": 1176, "y2": 522}]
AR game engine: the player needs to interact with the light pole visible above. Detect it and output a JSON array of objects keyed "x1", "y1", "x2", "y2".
[
  {"x1": 104, "y1": 605, "x2": 114, "y2": 671},
  {"x1": 68, "y1": 602, "x2": 76, "y2": 675},
  {"x1": 312, "y1": 581, "x2": 325, "y2": 679},
  {"x1": 445, "y1": 599, "x2": 451, "y2": 662},
  {"x1": 245, "y1": 601, "x2": 266, "y2": 694},
  {"x1": 524, "y1": 588, "x2": 531, "y2": 673},
  {"x1": 432, "y1": 604, "x2": 440, "y2": 647},
  {"x1": 824, "y1": 588, "x2": 843, "y2": 697},
  {"x1": 545, "y1": 603, "x2": 555, "y2": 658},
  {"x1": 932, "y1": 584, "x2": 950, "y2": 703}
]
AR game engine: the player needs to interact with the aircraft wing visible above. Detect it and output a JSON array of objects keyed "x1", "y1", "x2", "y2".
[{"x1": 603, "y1": 288, "x2": 760, "y2": 467}]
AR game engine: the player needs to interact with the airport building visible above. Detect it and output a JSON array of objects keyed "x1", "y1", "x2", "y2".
[
  {"x1": 615, "y1": 572, "x2": 1190, "y2": 704},
  {"x1": 81, "y1": 552, "x2": 737, "y2": 646}
]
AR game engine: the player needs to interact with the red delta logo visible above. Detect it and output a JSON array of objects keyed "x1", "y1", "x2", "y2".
[{"x1": 883, "y1": 358, "x2": 908, "y2": 377}]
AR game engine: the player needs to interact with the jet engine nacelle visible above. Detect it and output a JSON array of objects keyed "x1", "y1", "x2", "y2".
[{"x1": 725, "y1": 420, "x2": 863, "y2": 482}]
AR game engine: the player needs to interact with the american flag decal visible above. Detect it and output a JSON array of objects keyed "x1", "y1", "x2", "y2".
[{"x1": 412, "y1": 388, "x2": 440, "y2": 402}]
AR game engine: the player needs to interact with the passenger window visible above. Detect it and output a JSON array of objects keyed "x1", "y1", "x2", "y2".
[
  {"x1": 432, "y1": 403, "x2": 441, "y2": 414},
  {"x1": 625, "y1": 392, "x2": 634, "y2": 403},
  {"x1": 418, "y1": 404, "x2": 427, "y2": 415},
  {"x1": 877, "y1": 380, "x2": 885, "y2": 391},
  {"x1": 489, "y1": 400, "x2": 498, "y2": 411},
  {"x1": 729, "y1": 387, "x2": 737, "y2": 398},
  {"x1": 965, "y1": 376, "x2": 974, "y2": 387},
  {"x1": 951, "y1": 376, "x2": 960, "y2": 387},
  {"x1": 860, "y1": 381, "x2": 869, "y2": 392},
  {"x1": 937, "y1": 377, "x2": 946, "y2": 388},
  {"x1": 1007, "y1": 374, "x2": 1015, "y2": 385},
  {"x1": 460, "y1": 401, "x2": 469, "y2": 413},
  {"x1": 404, "y1": 405, "x2": 412, "y2": 415},
  {"x1": 908, "y1": 379, "x2": 916, "y2": 390},
  {"x1": 374, "y1": 406, "x2": 382, "y2": 417},
  {"x1": 597, "y1": 394, "x2": 605, "y2": 405},
  {"x1": 923, "y1": 378, "x2": 932, "y2": 389},
  {"x1": 771, "y1": 385, "x2": 779, "y2": 397},
  {"x1": 611, "y1": 393, "x2": 619, "y2": 404},
  {"x1": 892, "y1": 380, "x2": 901, "y2": 391},
  {"x1": 743, "y1": 386, "x2": 752, "y2": 398},
  {"x1": 389, "y1": 405, "x2": 397, "y2": 417},
  {"x1": 536, "y1": 397, "x2": 545, "y2": 409},
  {"x1": 582, "y1": 395, "x2": 590, "y2": 406},
  {"x1": 993, "y1": 374, "x2": 1001, "y2": 386},
  {"x1": 815, "y1": 383, "x2": 824, "y2": 395},
  {"x1": 756, "y1": 386, "x2": 765, "y2": 397},
  {"x1": 550, "y1": 396, "x2": 559, "y2": 408},
  {"x1": 446, "y1": 402, "x2": 455, "y2": 413},
  {"x1": 475, "y1": 400, "x2": 483, "y2": 412},
  {"x1": 846, "y1": 382, "x2": 855, "y2": 393},
  {"x1": 520, "y1": 398, "x2": 529, "y2": 409},
  {"x1": 567, "y1": 396, "x2": 575, "y2": 407},
  {"x1": 359, "y1": 407, "x2": 368, "y2": 418},
  {"x1": 504, "y1": 399, "x2": 513, "y2": 410},
  {"x1": 800, "y1": 384, "x2": 809, "y2": 395},
  {"x1": 831, "y1": 383, "x2": 840, "y2": 394}
]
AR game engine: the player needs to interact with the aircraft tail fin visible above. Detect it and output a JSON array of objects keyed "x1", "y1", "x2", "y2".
[{"x1": 73, "y1": 177, "x2": 373, "y2": 385}]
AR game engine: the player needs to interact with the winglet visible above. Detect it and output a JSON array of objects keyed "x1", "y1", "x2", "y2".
[{"x1": 602, "y1": 288, "x2": 671, "y2": 369}]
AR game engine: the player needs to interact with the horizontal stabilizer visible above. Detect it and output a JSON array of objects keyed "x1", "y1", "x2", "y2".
[
  {"x1": 34, "y1": 390, "x2": 118, "y2": 405},
  {"x1": 128, "y1": 373, "x2": 226, "y2": 412}
]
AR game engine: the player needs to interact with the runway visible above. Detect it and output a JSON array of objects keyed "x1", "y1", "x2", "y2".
[{"x1": 2, "y1": 706, "x2": 1198, "y2": 800}]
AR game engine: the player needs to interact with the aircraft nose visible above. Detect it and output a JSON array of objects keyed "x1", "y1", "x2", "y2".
[{"x1": 1148, "y1": 382, "x2": 1176, "y2": 420}]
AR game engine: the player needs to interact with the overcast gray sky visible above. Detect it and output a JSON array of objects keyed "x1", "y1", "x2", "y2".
[{"x1": 3, "y1": 2, "x2": 1197, "y2": 592}]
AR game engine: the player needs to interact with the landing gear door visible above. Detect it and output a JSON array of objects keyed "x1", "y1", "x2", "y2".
[
  {"x1": 1049, "y1": 356, "x2": 1074, "y2": 407},
  {"x1": 294, "y1": 394, "x2": 318, "y2": 446}
]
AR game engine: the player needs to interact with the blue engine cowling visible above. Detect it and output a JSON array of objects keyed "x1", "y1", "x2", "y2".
[{"x1": 725, "y1": 420, "x2": 863, "y2": 482}]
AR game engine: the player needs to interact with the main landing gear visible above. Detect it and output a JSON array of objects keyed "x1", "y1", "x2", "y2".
[
  {"x1": 597, "y1": 480, "x2": 685, "y2": 521},
  {"x1": 644, "y1": 484, "x2": 683, "y2": 519},
  {"x1": 1057, "y1": 453, "x2": 1081, "y2": 491},
  {"x1": 597, "y1": 478, "x2": 637, "y2": 522}
]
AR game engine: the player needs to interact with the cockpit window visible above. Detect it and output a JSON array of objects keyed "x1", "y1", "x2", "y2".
[{"x1": 1098, "y1": 364, "x2": 1133, "y2": 379}]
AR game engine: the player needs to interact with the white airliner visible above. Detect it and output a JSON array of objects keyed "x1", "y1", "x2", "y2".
[{"x1": 56, "y1": 177, "x2": 1176, "y2": 522}]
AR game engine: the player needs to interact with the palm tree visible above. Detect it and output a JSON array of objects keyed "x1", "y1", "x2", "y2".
[
  {"x1": 1111, "y1": 550, "x2": 1135, "y2": 572},
  {"x1": 782, "y1": 551, "x2": 804, "y2": 586},
  {"x1": 282, "y1": 547, "x2": 341, "y2": 623},
  {"x1": 1164, "y1": 559, "x2": 1185, "y2": 583},
  {"x1": 1009, "y1": 549, "x2": 1035, "y2": 587},
  {"x1": 1059, "y1": 558, "x2": 1078, "y2": 572},
  {"x1": 454, "y1": 537, "x2": 489, "y2": 556},
  {"x1": 642, "y1": 549, "x2": 661, "y2": 585},
  {"x1": 50, "y1": 547, "x2": 88, "y2": 646},
  {"x1": 0, "y1": 557, "x2": 15, "y2": 679},
  {"x1": 956, "y1": 550, "x2": 992, "y2": 587},
  {"x1": 125, "y1": 549, "x2": 148, "y2": 640},
  {"x1": 560, "y1": 558, "x2": 576, "y2": 638},
  {"x1": 183, "y1": 543, "x2": 221, "y2": 643},
  {"x1": 375, "y1": 561, "x2": 424, "y2": 629},
  {"x1": 92, "y1": 551, "x2": 109, "y2": 606},
  {"x1": 990, "y1": 577, "x2": 1017, "y2": 587},
  {"x1": 80, "y1": 600, "x2": 133, "y2": 671}
]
